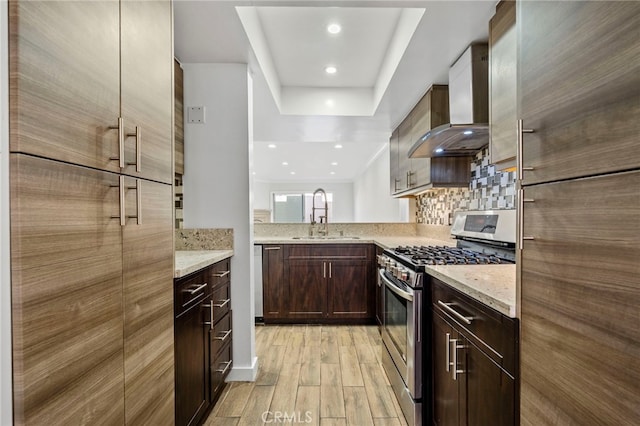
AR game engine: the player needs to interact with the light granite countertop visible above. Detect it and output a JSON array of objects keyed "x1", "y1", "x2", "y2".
[
  {"x1": 253, "y1": 235, "x2": 516, "y2": 318},
  {"x1": 175, "y1": 250, "x2": 234, "y2": 279}
]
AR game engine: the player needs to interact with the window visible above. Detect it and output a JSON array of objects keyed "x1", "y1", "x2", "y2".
[{"x1": 272, "y1": 192, "x2": 334, "y2": 223}]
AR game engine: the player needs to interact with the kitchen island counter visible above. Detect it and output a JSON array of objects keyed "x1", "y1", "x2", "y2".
[{"x1": 175, "y1": 250, "x2": 234, "y2": 278}]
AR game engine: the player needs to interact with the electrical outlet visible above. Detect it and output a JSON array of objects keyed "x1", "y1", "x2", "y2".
[{"x1": 187, "y1": 106, "x2": 205, "y2": 123}]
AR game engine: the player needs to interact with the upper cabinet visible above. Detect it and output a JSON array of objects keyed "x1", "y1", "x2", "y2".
[
  {"x1": 175, "y1": 59, "x2": 185, "y2": 176},
  {"x1": 9, "y1": 0, "x2": 173, "y2": 184},
  {"x1": 489, "y1": 0, "x2": 517, "y2": 170},
  {"x1": 390, "y1": 85, "x2": 470, "y2": 196},
  {"x1": 518, "y1": 1, "x2": 640, "y2": 185}
]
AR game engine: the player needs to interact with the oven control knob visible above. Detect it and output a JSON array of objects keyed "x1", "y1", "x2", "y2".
[{"x1": 400, "y1": 271, "x2": 409, "y2": 281}]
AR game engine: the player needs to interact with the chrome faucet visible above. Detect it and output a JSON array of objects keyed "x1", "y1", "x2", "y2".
[{"x1": 310, "y1": 188, "x2": 329, "y2": 236}]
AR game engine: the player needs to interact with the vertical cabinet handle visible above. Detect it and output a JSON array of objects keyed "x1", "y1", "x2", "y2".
[
  {"x1": 329, "y1": 262, "x2": 332, "y2": 278},
  {"x1": 450, "y1": 338, "x2": 464, "y2": 381},
  {"x1": 203, "y1": 301, "x2": 214, "y2": 330},
  {"x1": 126, "y1": 126, "x2": 142, "y2": 172},
  {"x1": 126, "y1": 179, "x2": 142, "y2": 225},
  {"x1": 109, "y1": 117, "x2": 125, "y2": 169},
  {"x1": 323, "y1": 262, "x2": 326, "y2": 278},
  {"x1": 111, "y1": 175, "x2": 126, "y2": 226},
  {"x1": 516, "y1": 119, "x2": 535, "y2": 181},
  {"x1": 518, "y1": 189, "x2": 535, "y2": 247},
  {"x1": 394, "y1": 178, "x2": 401, "y2": 192}
]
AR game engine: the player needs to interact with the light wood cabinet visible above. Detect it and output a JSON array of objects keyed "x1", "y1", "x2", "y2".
[
  {"x1": 9, "y1": 0, "x2": 173, "y2": 184},
  {"x1": 489, "y1": 0, "x2": 517, "y2": 169},
  {"x1": 10, "y1": 155, "x2": 125, "y2": 424},
  {"x1": 9, "y1": 0, "x2": 175, "y2": 423},
  {"x1": 519, "y1": 171, "x2": 640, "y2": 425},
  {"x1": 518, "y1": 1, "x2": 640, "y2": 185},
  {"x1": 389, "y1": 128, "x2": 401, "y2": 193},
  {"x1": 175, "y1": 59, "x2": 185, "y2": 175}
]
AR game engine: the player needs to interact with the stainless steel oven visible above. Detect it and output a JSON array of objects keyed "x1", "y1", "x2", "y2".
[{"x1": 378, "y1": 261, "x2": 423, "y2": 426}]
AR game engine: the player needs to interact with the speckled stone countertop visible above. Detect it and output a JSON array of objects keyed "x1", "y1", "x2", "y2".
[
  {"x1": 253, "y1": 236, "x2": 516, "y2": 318},
  {"x1": 175, "y1": 250, "x2": 234, "y2": 279}
]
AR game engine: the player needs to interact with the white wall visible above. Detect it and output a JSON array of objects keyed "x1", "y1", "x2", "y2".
[
  {"x1": 182, "y1": 63, "x2": 257, "y2": 381},
  {"x1": 353, "y1": 147, "x2": 411, "y2": 222},
  {"x1": 1, "y1": 1, "x2": 13, "y2": 422},
  {"x1": 254, "y1": 181, "x2": 355, "y2": 222}
]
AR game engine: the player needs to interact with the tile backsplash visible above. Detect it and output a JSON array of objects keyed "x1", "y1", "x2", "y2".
[{"x1": 416, "y1": 148, "x2": 517, "y2": 225}]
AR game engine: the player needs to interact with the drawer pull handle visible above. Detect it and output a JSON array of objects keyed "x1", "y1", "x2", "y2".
[
  {"x1": 445, "y1": 332, "x2": 451, "y2": 372},
  {"x1": 213, "y1": 299, "x2": 230, "y2": 308},
  {"x1": 213, "y1": 270, "x2": 230, "y2": 278},
  {"x1": 516, "y1": 119, "x2": 535, "y2": 181},
  {"x1": 437, "y1": 301, "x2": 473, "y2": 325},
  {"x1": 216, "y1": 360, "x2": 232, "y2": 375},
  {"x1": 215, "y1": 329, "x2": 232, "y2": 341},
  {"x1": 264, "y1": 247, "x2": 281, "y2": 251},
  {"x1": 183, "y1": 283, "x2": 207, "y2": 295}
]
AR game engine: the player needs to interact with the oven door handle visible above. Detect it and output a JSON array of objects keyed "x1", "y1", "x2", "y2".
[{"x1": 379, "y1": 269, "x2": 413, "y2": 302}]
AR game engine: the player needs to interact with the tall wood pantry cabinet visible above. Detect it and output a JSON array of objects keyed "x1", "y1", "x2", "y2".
[
  {"x1": 9, "y1": 0, "x2": 175, "y2": 423},
  {"x1": 517, "y1": 2, "x2": 640, "y2": 425}
]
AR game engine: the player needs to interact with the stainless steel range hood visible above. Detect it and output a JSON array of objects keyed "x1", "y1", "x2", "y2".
[{"x1": 409, "y1": 44, "x2": 489, "y2": 158}]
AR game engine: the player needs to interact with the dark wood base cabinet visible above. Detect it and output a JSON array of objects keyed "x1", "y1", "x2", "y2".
[
  {"x1": 175, "y1": 258, "x2": 232, "y2": 426},
  {"x1": 432, "y1": 279, "x2": 518, "y2": 426},
  {"x1": 263, "y1": 244, "x2": 376, "y2": 323}
]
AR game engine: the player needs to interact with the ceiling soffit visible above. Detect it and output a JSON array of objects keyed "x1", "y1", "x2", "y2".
[{"x1": 237, "y1": 6, "x2": 424, "y2": 116}]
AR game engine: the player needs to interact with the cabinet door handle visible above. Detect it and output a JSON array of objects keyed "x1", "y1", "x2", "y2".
[
  {"x1": 213, "y1": 270, "x2": 230, "y2": 278},
  {"x1": 215, "y1": 329, "x2": 232, "y2": 341},
  {"x1": 437, "y1": 300, "x2": 473, "y2": 324},
  {"x1": 216, "y1": 360, "x2": 232, "y2": 375},
  {"x1": 108, "y1": 117, "x2": 125, "y2": 169},
  {"x1": 450, "y1": 338, "x2": 464, "y2": 381},
  {"x1": 110, "y1": 175, "x2": 126, "y2": 226},
  {"x1": 518, "y1": 189, "x2": 535, "y2": 247},
  {"x1": 445, "y1": 332, "x2": 451, "y2": 372},
  {"x1": 264, "y1": 247, "x2": 281, "y2": 251},
  {"x1": 394, "y1": 178, "x2": 401, "y2": 192},
  {"x1": 329, "y1": 262, "x2": 332, "y2": 278},
  {"x1": 125, "y1": 179, "x2": 142, "y2": 225},
  {"x1": 126, "y1": 126, "x2": 142, "y2": 172},
  {"x1": 203, "y1": 302, "x2": 214, "y2": 329},
  {"x1": 516, "y1": 119, "x2": 535, "y2": 181},
  {"x1": 323, "y1": 262, "x2": 326, "y2": 278},
  {"x1": 213, "y1": 298, "x2": 230, "y2": 308}
]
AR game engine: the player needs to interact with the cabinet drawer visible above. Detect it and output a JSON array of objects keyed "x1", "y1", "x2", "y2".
[
  {"x1": 211, "y1": 282, "x2": 231, "y2": 324},
  {"x1": 210, "y1": 341, "x2": 232, "y2": 401},
  {"x1": 209, "y1": 259, "x2": 231, "y2": 289},
  {"x1": 210, "y1": 312, "x2": 232, "y2": 358},
  {"x1": 432, "y1": 278, "x2": 517, "y2": 374},
  {"x1": 287, "y1": 244, "x2": 369, "y2": 259},
  {"x1": 174, "y1": 272, "x2": 209, "y2": 317}
]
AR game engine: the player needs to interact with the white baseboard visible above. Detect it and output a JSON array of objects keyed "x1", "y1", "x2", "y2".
[{"x1": 226, "y1": 356, "x2": 258, "y2": 382}]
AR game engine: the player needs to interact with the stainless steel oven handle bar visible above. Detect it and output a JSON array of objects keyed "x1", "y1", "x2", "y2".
[{"x1": 379, "y1": 269, "x2": 413, "y2": 302}]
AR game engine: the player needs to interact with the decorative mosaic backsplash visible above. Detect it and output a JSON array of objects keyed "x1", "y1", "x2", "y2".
[{"x1": 416, "y1": 148, "x2": 517, "y2": 225}]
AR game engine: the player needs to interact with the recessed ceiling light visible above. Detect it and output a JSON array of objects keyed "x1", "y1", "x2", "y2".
[
  {"x1": 268, "y1": 144, "x2": 276, "y2": 149},
  {"x1": 290, "y1": 171, "x2": 296, "y2": 175},
  {"x1": 325, "y1": 66, "x2": 337, "y2": 75},
  {"x1": 330, "y1": 171, "x2": 336, "y2": 175},
  {"x1": 282, "y1": 161, "x2": 288, "y2": 166},
  {"x1": 334, "y1": 144, "x2": 343, "y2": 149},
  {"x1": 325, "y1": 99, "x2": 334, "y2": 107},
  {"x1": 327, "y1": 23, "x2": 341, "y2": 34},
  {"x1": 331, "y1": 162, "x2": 338, "y2": 166},
  {"x1": 252, "y1": 171, "x2": 256, "y2": 175}
]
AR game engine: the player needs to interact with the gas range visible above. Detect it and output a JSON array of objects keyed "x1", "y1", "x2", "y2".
[{"x1": 391, "y1": 245, "x2": 512, "y2": 267}]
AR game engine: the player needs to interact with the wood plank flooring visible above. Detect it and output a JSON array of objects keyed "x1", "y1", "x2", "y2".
[{"x1": 205, "y1": 325, "x2": 408, "y2": 426}]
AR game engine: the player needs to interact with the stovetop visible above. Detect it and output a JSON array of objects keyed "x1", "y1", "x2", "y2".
[{"x1": 386, "y1": 245, "x2": 515, "y2": 270}]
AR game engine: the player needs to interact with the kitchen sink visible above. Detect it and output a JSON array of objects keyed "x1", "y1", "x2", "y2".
[{"x1": 291, "y1": 236, "x2": 360, "y2": 240}]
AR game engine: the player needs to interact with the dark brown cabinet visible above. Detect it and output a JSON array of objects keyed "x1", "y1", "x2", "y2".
[
  {"x1": 375, "y1": 245, "x2": 384, "y2": 328},
  {"x1": 262, "y1": 244, "x2": 375, "y2": 322},
  {"x1": 175, "y1": 258, "x2": 232, "y2": 426},
  {"x1": 432, "y1": 279, "x2": 517, "y2": 426},
  {"x1": 262, "y1": 245, "x2": 285, "y2": 320},
  {"x1": 390, "y1": 85, "x2": 472, "y2": 196}
]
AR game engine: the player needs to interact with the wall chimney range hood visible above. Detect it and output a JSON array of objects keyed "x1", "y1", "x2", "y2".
[{"x1": 409, "y1": 44, "x2": 489, "y2": 158}]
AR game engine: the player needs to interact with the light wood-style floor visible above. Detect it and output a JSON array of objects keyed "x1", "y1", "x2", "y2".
[{"x1": 204, "y1": 325, "x2": 409, "y2": 426}]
